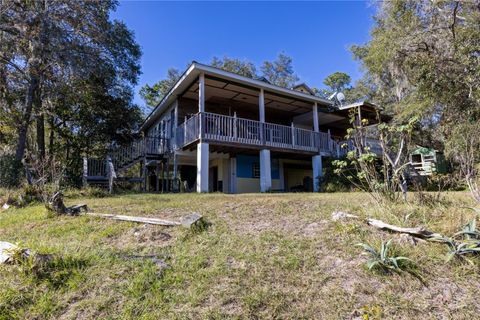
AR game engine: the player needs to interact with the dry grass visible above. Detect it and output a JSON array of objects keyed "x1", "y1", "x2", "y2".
[{"x1": 0, "y1": 191, "x2": 479, "y2": 319}]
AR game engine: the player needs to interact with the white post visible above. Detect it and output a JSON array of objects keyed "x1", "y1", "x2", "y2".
[
  {"x1": 233, "y1": 112, "x2": 237, "y2": 140},
  {"x1": 312, "y1": 155, "x2": 323, "y2": 192},
  {"x1": 259, "y1": 88, "x2": 265, "y2": 122},
  {"x1": 259, "y1": 88, "x2": 265, "y2": 144},
  {"x1": 184, "y1": 116, "x2": 187, "y2": 144},
  {"x1": 173, "y1": 100, "x2": 178, "y2": 149},
  {"x1": 197, "y1": 142, "x2": 209, "y2": 193},
  {"x1": 199, "y1": 73, "x2": 205, "y2": 113},
  {"x1": 260, "y1": 149, "x2": 272, "y2": 192},
  {"x1": 199, "y1": 73, "x2": 205, "y2": 140},
  {"x1": 291, "y1": 122, "x2": 295, "y2": 146},
  {"x1": 258, "y1": 88, "x2": 271, "y2": 192},
  {"x1": 313, "y1": 102, "x2": 319, "y2": 132}
]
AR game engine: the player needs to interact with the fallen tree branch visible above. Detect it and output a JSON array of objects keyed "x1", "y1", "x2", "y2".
[
  {"x1": 46, "y1": 191, "x2": 204, "y2": 228},
  {"x1": 84, "y1": 212, "x2": 204, "y2": 228},
  {"x1": 85, "y1": 212, "x2": 181, "y2": 226},
  {"x1": 367, "y1": 218, "x2": 444, "y2": 240}
]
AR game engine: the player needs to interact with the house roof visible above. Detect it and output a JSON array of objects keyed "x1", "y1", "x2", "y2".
[
  {"x1": 140, "y1": 62, "x2": 333, "y2": 132},
  {"x1": 293, "y1": 83, "x2": 315, "y2": 95},
  {"x1": 411, "y1": 146, "x2": 438, "y2": 155},
  {"x1": 337, "y1": 100, "x2": 383, "y2": 111}
]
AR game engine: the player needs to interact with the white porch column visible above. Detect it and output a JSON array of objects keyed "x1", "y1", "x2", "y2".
[
  {"x1": 199, "y1": 73, "x2": 205, "y2": 113},
  {"x1": 259, "y1": 88, "x2": 265, "y2": 122},
  {"x1": 197, "y1": 142, "x2": 209, "y2": 193},
  {"x1": 312, "y1": 155, "x2": 322, "y2": 192},
  {"x1": 196, "y1": 73, "x2": 209, "y2": 193},
  {"x1": 198, "y1": 73, "x2": 205, "y2": 140},
  {"x1": 259, "y1": 88, "x2": 271, "y2": 192},
  {"x1": 260, "y1": 149, "x2": 272, "y2": 192},
  {"x1": 313, "y1": 102, "x2": 319, "y2": 132},
  {"x1": 312, "y1": 102, "x2": 322, "y2": 192}
]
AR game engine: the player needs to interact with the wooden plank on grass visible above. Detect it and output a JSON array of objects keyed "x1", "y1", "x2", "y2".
[{"x1": 85, "y1": 212, "x2": 182, "y2": 226}]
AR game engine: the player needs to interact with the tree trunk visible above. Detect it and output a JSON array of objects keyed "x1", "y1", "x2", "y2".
[
  {"x1": 36, "y1": 112, "x2": 45, "y2": 159},
  {"x1": 15, "y1": 76, "x2": 39, "y2": 162},
  {"x1": 48, "y1": 116, "x2": 54, "y2": 158}
]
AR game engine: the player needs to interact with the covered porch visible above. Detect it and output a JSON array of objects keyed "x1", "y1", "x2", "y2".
[{"x1": 173, "y1": 72, "x2": 331, "y2": 193}]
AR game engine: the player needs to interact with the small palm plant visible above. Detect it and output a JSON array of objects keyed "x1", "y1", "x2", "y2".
[{"x1": 357, "y1": 239, "x2": 413, "y2": 273}]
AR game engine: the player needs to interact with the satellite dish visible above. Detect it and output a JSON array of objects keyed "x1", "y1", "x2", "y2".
[{"x1": 328, "y1": 92, "x2": 337, "y2": 100}]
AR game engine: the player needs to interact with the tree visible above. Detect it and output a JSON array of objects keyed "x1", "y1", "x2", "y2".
[
  {"x1": 334, "y1": 114, "x2": 417, "y2": 204},
  {"x1": 260, "y1": 53, "x2": 299, "y2": 88},
  {"x1": 445, "y1": 122, "x2": 480, "y2": 203},
  {"x1": 323, "y1": 72, "x2": 351, "y2": 93},
  {"x1": 139, "y1": 68, "x2": 181, "y2": 108},
  {"x1": 211, "y1": 56, "x2": 257, "y2": 78},
  {"x1": 351, "y1": 0, "x2": 480, "y2": 193},
  {"x1": 0, "y1": 0, "x2": 141, "y2": 186}
]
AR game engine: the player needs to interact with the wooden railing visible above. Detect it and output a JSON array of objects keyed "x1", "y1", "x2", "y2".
[
  {"x1": 110, "y1": 136, "x2": 170, "y2": 171},
  {"x1": 336, "y1": 138, "x2": 383, "y2": 157},
  {"x1": 84, "y1": 158, "x2": 107, "y2": 178},
  {"x1": 176, "y1": 112, "x2": 334, "y2": 154}
]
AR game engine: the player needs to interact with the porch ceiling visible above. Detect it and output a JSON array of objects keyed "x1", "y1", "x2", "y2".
[{"x1": 182, "y1": 76, "x2": 314, "y2": 116}]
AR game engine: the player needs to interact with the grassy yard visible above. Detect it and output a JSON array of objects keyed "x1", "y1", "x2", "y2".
[{"x1": 0, "y1": 192, "x2": 479, "y2": 319}]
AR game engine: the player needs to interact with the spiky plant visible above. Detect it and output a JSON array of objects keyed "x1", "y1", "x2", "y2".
[
  {"x1": 454, "y1": 219, "x2": 480, "y2": 240},
  {"x1": 356, "y1": 239, "x2": 413, "y2": 273}
]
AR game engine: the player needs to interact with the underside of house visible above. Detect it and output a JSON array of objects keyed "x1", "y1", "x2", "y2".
[{"x1": 84, "y1": 62, "x2": 382, "y2": 193}]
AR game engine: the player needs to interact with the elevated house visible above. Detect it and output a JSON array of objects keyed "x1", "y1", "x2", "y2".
[{"x1": 84, "y1": 62, "x2": 382, "y2": 193}]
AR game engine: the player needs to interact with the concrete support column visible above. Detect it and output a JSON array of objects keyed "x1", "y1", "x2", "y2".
[
  {"x1": 312, "y1": 155, "x2": 323, "y2": 192},
  {"x1": 196, "y1": 142, "x2": 209, "y2": 193},
  {"x1": 260, "y1": 149, "x2": 272, "y2": 192}
]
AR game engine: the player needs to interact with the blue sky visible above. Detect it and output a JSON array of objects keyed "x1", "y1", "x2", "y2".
[{"x1": 112, "y1": 1, "x2": 376, "y2": 107}]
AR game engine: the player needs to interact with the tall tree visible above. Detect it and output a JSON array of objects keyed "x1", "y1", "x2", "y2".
[
  {"x1": 139, "y1": 68, "x2": 181, "y2": 108},
  {"x1": 260, "y1": 53, "x2": 299, "y2": 88},
  {"x1": 352, "y1": 0, "x2": 480, "y2": 200},
  {"x1": 211, "y1": 56, "x2": 257, "y2": 78},
  {"x1": 323, "y1": 72, "x2": 352, "y2": 93},
  {"x1": 0, "y1": 0, "x2": 141, "y2": 186},
  {"x1": 0, "y1": 0, "x2": 141, "y2": 163}
]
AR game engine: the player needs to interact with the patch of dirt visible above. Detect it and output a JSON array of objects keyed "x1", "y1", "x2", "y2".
[
  {"x1": 110, "y1": 224, "x2": 174, "y2": 249},
  {"x1": 221, "y1": 200, "x2": 330, "y2": 237},
  {"x1": 302, "y1": 220, "x2": 329, "y2": 237}
]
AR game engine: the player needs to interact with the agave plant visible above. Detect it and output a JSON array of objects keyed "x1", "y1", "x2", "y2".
[
  {"x1": 356, "y1": 239, "x2": 413, "y2": 273},
  {"x1": 453, "y1": 219, "x2": 480, "y2": 240},
  {"x1": 431, "y1": 219, "x2": 480, "y2": 264}
]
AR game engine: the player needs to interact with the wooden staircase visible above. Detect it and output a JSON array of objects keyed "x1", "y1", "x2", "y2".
[{"x1": 83, "y1": 136, "x2": 172, "y2": 192}]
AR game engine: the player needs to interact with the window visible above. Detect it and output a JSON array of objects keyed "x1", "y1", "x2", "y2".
[{"x1": 252, "y1": 162, "x2": 260, "y2": 178}]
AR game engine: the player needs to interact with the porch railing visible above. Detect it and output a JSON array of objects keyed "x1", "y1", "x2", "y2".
[
  {"x1": 176, "y1": 112, "x2": 334, "y2": 154},
  {"x1": 110, "y1": 135, "x2": 170, "y2": 171}
]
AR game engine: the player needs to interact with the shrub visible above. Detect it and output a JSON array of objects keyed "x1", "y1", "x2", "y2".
[{"x1": 0, "y1": 155, "x2": 22, "y2": 188}]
